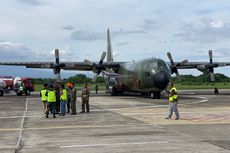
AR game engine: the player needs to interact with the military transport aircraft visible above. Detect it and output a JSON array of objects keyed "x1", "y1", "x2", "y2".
[{"x1": 0, "y1": 29, "x2": 230, "y2": 99}]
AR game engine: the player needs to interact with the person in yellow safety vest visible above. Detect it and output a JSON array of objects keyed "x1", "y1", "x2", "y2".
[
  {"x1": 60, "y1": 84, "x2": 67, "y2": 116},
  {"x1": 45, "y1": 84, "x2": 56, "y2": 118},
  {"x1": 165, "y1": 82, "x2": 180, "y2": 120},
  {"x1": 19, "y1": 85, "x2": 24, "y2": 95},
  {"x1": 40, "y1": 83, "x2": 48, "y2": 114}
]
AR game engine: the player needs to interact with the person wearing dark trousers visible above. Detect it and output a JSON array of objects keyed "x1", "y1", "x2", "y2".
[
  {"x1": 71, "y1": 83, "x2": 77, "y2": 115},
  {"x1": 55, "y1": 83, "x2": 61, "y2": 114},
  {"x1": 46, "y1": 84, "x2": 56, "y2": 118},
  {"x1": 81, "y1": 83, "x2": 90, "y2": 113},
  {"x1": 95, "y1": 83, "x2": 98, "y2": 94},
  {"x1": 66, "y1": 83, "x2": 73, "y2": 113}
]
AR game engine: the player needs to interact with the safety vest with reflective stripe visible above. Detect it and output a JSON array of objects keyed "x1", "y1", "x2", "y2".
[
  {"x1": 47, "y1": 90, "x2": 56, "y2": 103},
  {"x1": 40, "y1": 89, "x2": 48, "y2": 101},
  {"x1": 60, "y1": 89, "x2": 67, "y2": 101},
  {"x1": 169, "y1": 87, "x2": 178, "y2": 102}
]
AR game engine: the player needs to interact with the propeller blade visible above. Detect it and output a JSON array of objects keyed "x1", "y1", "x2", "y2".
[
  {"x1": 167, "y1": 52, "x2": 174, "y2": 65},
  {"x1": 210, "y1": 72, "x2": 215, "y2": 82},
  {"x1": 99, "y1": 51, "x2": 106, "y2": 65},
  {"x1": 92, "y1": 73, "x2": 99, "y2": 82},
  {"x1": 55, "y1": 49, "x2": 59, "y2": 64},
  {"x1": 176, "y1": 72, "x2": 181, "y2": 81},
  {"x1": 55, "y1": 73, "x2": 61, "y2": 83},
  {"x1": 209, "y1": 50, "x2": 213, "y2": 64},
  {"x1": 84, "y1": 59, "x2": 94, "y2": 66}
]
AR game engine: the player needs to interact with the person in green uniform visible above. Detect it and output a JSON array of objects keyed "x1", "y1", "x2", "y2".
[{"x1": 81, "y1": 83, "x2": 90, "y2": 113}]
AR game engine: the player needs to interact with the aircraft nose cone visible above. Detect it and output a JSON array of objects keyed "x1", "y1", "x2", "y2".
[{"x1": 153, "y1": 71, "x2": 170, "y2": 90}]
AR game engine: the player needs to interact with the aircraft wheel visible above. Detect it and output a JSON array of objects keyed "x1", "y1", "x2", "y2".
[
  {"x1": 156, "y1": 91, "x2": 161, "y2": 99},
  {"x1": 111, "y1": 87, "x2": 117, "y2": 96}
]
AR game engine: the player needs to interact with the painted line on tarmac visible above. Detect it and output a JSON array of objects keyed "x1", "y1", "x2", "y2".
[
  {"x1": 23, "y1": 123, "x2": 152, "y2": 131},
  {"x1": 15, "y1": 97, "x2": 28, "y2": 152},
  {"x1": 60, "y1": 141, "x2": 169, "y2": 148}
]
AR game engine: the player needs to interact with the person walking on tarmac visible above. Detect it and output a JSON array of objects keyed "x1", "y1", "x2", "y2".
[
  {"x1": 81, "y1": 83, "x2": 90, "y2": 113},
  {"x1": 40, "y1": 83, "x2": 48, "y2": 114},
  {"x1": 46, "y1": 84, "x2": 56, "y2": 118},
  {"x1": 166, "y1": 82, "x2": 180, "y2": 120},
  {"x1": 60, "y1": 84, "x2": 67, "y2": 116},
  {"x1": 71, "y1": 83, "x2": 77, "y2": 115},
  {"x1": 95, "y1": 83, "x2": 98, "y2": 94}
]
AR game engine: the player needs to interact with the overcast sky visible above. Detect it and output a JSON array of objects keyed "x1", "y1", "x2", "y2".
[{"x1": 1, "y1": 0, "x2": 230, "y2": 78}]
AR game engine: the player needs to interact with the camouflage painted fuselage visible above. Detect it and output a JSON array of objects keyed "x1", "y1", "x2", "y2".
[{"x1": 111, "y1": 57, "x2": 171, "y2": 92}]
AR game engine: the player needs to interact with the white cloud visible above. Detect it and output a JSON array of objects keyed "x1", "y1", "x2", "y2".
[{"x1": 210, "y1": 19, "x2": 224, "y2": 28}]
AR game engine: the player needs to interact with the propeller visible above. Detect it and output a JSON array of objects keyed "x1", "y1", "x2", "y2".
[
  {"x1": 208, "y1": 50, "x2": 215, "y2": 82},
  {"x1": 84, "y1": 51, "x2": 107, "y2": 82},
  {"x1": 167, "y1": 52, "x2": 181, "y2": 80},
  {"x1": 52, "y1": 49, "x2": 65, "y2": 83}
]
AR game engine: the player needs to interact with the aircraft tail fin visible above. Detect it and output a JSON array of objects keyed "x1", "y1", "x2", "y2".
[{"x1": 107, "y1": 28, "x2": 113, "y2": 62}]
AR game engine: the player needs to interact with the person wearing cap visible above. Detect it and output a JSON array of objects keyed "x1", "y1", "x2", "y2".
[
  {"x1": 45, "y1": 84, "x2": 56, "y2": 118},
  {"x1": 71, "y1": 83, "x2": 77, "y2": 115},
  {"x1": 60, "y1": 84, "x2": 67, "y2": 116},
  {"x1": 166, "y1": 82, "x2": 180, "y2": 120},
  {"x1": 66, "y1": 82, "x2": 73, "y2": 113},
  {"x1": 81, "y1": 83, "x2": 90, "y2": 113},
  {"x1": 40, "y1": 83, "x2": 48, "y2": 114}
]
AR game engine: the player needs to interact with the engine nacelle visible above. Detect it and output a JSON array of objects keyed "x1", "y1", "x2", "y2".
[{"x1": 197, "y1": 65, "x2": 206, "y2": 71}]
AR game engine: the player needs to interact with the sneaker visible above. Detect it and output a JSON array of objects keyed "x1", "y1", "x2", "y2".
[
  {"x1": 175, "y1": 118, "x2": 180, "y2": 120},
  {"x1": 80, "y1": 111, "x2": 85, "y2": 113},
  {"x1": 165, "y1": 117, "x2": 170, "y2": 119}
]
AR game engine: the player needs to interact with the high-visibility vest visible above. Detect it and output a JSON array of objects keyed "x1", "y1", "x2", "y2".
[
  {"x1": 19, "y1": 86, "x2": 23, "y2": 91},
  {"x1": 169, "y1": 87, "x2": 178, "y2": 102},
  {"x1": 47, "y1": 90, "x2": 56, "y2": 102},
  {"x1": 40, "y1": 89, "x2": 48, "y2": 101},
  {"x1": 60, "y1": 89, "x2": 67, "y2": 101}
]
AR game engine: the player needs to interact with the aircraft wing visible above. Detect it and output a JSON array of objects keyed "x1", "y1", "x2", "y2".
[
  {"x1": 166, "y1": 50, "x2": 230, "y2": 81},
  {"x1": 0, "y1": 61, "x2": 122, "y2": 71},
  {"x1": 169, "y1": 62, "x2": 230, "y2": 69}
]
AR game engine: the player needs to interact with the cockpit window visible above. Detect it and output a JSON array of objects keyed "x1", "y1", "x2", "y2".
[
  {"x1": 144, "y1": 62, "x2": 157, "y2": 69},
  {"x1": 158, "y1": 60, "x2": 170, "y2": 71}
]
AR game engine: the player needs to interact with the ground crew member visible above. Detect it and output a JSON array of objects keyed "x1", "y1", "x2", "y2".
[
  {"x1": 19, "y1": 85, "x2": 24, "y2": 95},
  {"x1": 66, "y1": 83, "x2": 73, "y2": 113},
  {"x1": 40, "y1": 83, "x2": 48, "y2": 114},
  {"x1": 60, "y1": 84, "x2": 67, "y2": 116},
  {"x1": 166, "y1": 82, "x2": 180, "y2": 120},
  {"x1": 55, "y1": 83, "x2": 61, "y2": 114},
  {"x1": 95, "y1": 83, "x2": 98, "y2": 94},
  {"x1": 81, "y1": 83, "x2": 90, "y2": 113},
  {"x1": 214, "y1": 87, "x2": 219, "y2": 94},
  {"x1": 71, "y1": 83, "x2": 77, "y2": 115},
  {"x1": 46, "y1": 84, "x2": 56, "y2": 118}
]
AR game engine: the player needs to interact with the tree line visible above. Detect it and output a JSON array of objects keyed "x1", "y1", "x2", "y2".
[
  {"x1": 32, "y1": 74, "x2": 106, "y2": 84},
  {"x1": 32, "y1": 73, "x2": 230, "y2": 85}
]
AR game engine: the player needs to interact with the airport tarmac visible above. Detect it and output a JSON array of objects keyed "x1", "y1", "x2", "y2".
[{"x1": 0, "y1": 89, "x2": 230, "y2": 153}]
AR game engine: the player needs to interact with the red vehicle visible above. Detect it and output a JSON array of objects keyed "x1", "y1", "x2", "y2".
[
  {"x1": 14, "y1": 77, "x2": 35, "y2": 96},
  {"x1": 0, "y1": 76, "x2": 35, "y2": 96}
]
